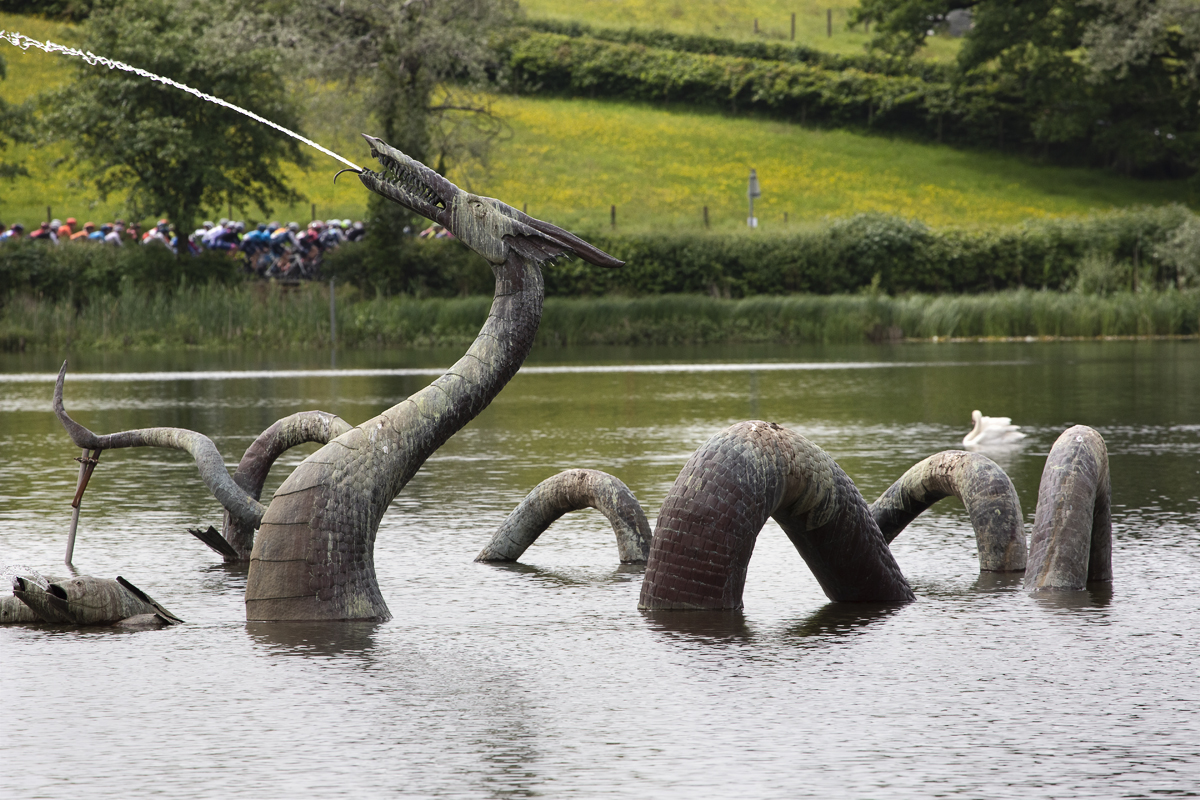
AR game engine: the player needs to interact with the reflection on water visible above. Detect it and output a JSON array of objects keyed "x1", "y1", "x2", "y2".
[
  {"x1": 246, "y1": 621, "x2": 383, "y2": 656},
  {"x1": 1028, "y1": 583, "x2": 1114, "y2": 611},
  {"x1": 641, "y1": 609, "x2": 755, "y2": 642},
  {"x1": 1, "y1": 340, "x2": 1198, "y2": 798},
  {"x1": 479, "y1": 560, "x2": 645, "y2": 588},
  {"x1": 781, "y1": 601, "x2": 905, "y2": 641},
  {"x1": 970, "y1": 570, "x2": 1026, "y2": 593}
]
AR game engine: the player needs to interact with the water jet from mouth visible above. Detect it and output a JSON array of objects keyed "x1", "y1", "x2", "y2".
[{"x1": 0, "y1": 29, "x2": 363, "y2": 172}]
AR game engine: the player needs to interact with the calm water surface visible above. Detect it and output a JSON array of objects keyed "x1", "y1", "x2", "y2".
[{"x1": 1, "y1": 341, "x2": 1198, "y2": 798}]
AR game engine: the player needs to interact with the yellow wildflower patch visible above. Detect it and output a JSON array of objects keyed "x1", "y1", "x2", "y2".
[{"x1": 451, "y1": 95, "x2": 1193, "y2": 232}]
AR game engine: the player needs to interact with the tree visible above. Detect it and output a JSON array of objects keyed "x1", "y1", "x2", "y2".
[
  {"x1": 1081, "y1": 0, "x2": 1200, "y2": 176},
  {"x1": 852, "y1": 0, "x2": 1200, "y2": 177},
  {"x1": 0, "y1": 0, "x2": 94, "y2": 20},
  {"x1": 43, "y1": 0, "x2": 309, "y2": 234},
  {"x1": 0, "y1": 53, "x2": 32, "y2": 181},
  {"x1": 282, "y1": 0, "x2": 514, "y2": 172},
  {"x1": 278, "y1": 0, "x2": 516, "y2": 237}
]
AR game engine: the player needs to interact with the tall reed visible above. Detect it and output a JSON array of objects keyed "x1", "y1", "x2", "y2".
[{"x1": 2, "y1": 285, "x2": 1197, "y2": 352}]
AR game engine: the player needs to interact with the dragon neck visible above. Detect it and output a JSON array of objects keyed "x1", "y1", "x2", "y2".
[
  {"x1": 246, "y1": 251, "x2": 544, "y2": 621},
  {"x1": 370, "y1": 251, "x2": 544, "y2": 501}
]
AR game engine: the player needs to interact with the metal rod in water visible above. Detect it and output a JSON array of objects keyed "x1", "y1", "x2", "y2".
[
  {"x1": 65, "y1": 448, "x2": 88, "y2": 564},
  {"x1": 0, "y1": 29, "x2": 363, "y2": 172},
  {"x1": 65, "y1": 448, "x2": 102, "y2": 564}
]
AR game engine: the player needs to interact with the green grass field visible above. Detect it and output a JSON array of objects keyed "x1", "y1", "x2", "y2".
[
  {"x1": 459, "y1": 95, "x2": 1197, "y2": 232},
  {"x1": 517, "y1": 0, "x2": 962, "y2": 60},
  {"x1": 2, "y1": 10, "x2": 1195, "y2": 235}
]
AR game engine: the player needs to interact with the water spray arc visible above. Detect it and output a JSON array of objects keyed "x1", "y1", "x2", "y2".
[{"x1": 0, "y1": 30, "x2": 362, "y2": 172}]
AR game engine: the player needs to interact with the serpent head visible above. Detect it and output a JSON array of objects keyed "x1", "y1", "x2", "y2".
[{"x1": 357, "y1": 135, "x2": 623, "y2": 268}]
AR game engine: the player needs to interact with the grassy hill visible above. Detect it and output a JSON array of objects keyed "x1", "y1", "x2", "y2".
[
  {"x1": 1, "y1": 10, "x2": 1194, "y2": 235},
  {"x1": 517, "y1": 0, "x2": 961, "y2": 61},
  {"x1": 462, "y1": 95, "x2": 1195, "y2": 232}
]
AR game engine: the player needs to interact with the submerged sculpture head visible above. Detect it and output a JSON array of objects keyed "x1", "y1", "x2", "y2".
[{"x1": 356, "y1": 135, "x2": 623, "y2": 268}]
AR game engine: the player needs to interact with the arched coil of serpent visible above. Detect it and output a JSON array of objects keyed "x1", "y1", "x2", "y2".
[
  {"x1": 1025, "y1": 426, "x2": 1112, "y2": 591},
  {"x1": 192, "y1": 411, "x2": 354, "y2": 562},
  {"x1": 867, "y1": 450, "x2": 1026, "y2": 572},
  {"x1": 485, "y1": 423, "x2": 1112, "y2": 608},
  {"x1": 640, "y1": 421, "x2": 914, "y2": 608},
  {"x1": 475, "y1": 469, "x2": 652, "y2": 564}
]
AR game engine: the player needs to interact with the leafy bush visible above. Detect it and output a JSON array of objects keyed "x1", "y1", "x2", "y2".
[
  {"x1": 0, "y1": 240, "x2": 243, "y2": 304},
  {"x1": 534, "y1": 206, "x2": 1197, "y2": 298},
  {"x1": 1154, "y1": 217, "x2": 1200, "y2": 289},
  {"x1": 330, "y1": 205, "x2": 1198, "y2": 299},
  {"x1": 503, "y1": 30, "x2": 936, "y2": 130},
  {"x1": 323, "y1": 237, "x2": 493, "y2": 298}
]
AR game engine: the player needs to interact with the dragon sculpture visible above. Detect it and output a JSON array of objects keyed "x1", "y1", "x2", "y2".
[
  {"x1": 43, "y1": 136, "x2": 1112, "y2": 625},
  {"x1": 51, "y1": 135, "x2": 622, "y2": 622}
]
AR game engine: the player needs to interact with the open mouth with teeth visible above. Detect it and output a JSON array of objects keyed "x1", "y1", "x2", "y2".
[
  {"x1": 354, "y1": 135, "x2": 455, "y2": 223},
  {"x1": 350, "y1": 133, "x2": 625, "y2": 270}
]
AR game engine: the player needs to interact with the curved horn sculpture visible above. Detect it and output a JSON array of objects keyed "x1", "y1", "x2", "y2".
[
  {"x1": 868, "y1": 450, "x2": 1026, "y2": 572},
  {"x1": 244, "y1": 137, "x2": 622, "y2": 621},
  {"x1": 1024, "y1": 426, "x2": 1111, "y2": 591},
  {"x1": 54, "y1": 363, "x2": 265, "y2": 530},
  {"x1": 639, "y1": 421, "x2": 915, "y2": 610},
  {"x1": 476, "y1": 469, "x2": 651, "y2": 564},
  {"x1": 57, "y1": 372, "x2": 350, "y2": 562},
  {"x1": 205, "y1": 411, "x2": 353, "y2": 562}
]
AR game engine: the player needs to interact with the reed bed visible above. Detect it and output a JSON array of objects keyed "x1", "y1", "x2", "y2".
[{"x1": 2, "y1": 284, "x2": 1198, "y2": 352}]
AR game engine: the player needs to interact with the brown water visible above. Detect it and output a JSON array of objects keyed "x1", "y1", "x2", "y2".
[{"x1": 2, "y1": 340, "x2": 1198, "y2": 798}]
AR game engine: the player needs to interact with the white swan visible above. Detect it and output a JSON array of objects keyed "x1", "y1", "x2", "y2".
[{"x1": 963, "y1": 410, "x2": 1026, "y2": 448}]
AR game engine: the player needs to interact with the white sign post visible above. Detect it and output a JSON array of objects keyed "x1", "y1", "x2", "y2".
[{"x1": 747, "y1": 168, "x2": 761, "y2": 229}]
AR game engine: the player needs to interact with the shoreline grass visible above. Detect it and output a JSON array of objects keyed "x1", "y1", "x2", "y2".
[{"x1": 3, "y1": 284, "x2": 1197, "y2": 352}]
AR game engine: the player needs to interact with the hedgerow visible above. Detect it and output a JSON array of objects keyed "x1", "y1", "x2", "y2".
[
  {"x1": 520, "y1": 19, "x2": 952, "y2": 80},
  {"x1": 3, "y1": 206, "x2": 1195, "y2": 305},
  {"x1": 326, "y1": 205, "x2": 1199, "y2": 298}
]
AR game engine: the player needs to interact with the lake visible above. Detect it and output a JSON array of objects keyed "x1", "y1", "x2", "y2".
[{"x1": 2, "y1": 340, "x2": 1198, "y2": 798}]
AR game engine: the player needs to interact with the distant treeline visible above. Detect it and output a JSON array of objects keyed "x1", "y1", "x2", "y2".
[
  {"x1": 498, "y1": 28, "x2": 1198, "y2": 177},
  {"x1": 3, "y1": 206, "x2": 1196, "y2": 304},
  {"x1": 325, "y1": 206, "x2": 1199, "y2": 299},
  {"x1": 3, "y1": 285, "x2": 1198, "y2": 353}
]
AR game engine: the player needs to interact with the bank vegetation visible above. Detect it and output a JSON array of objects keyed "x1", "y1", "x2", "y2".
[{"x1": 2, "y1": 282, "x2": 1198, "y2": 352}]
